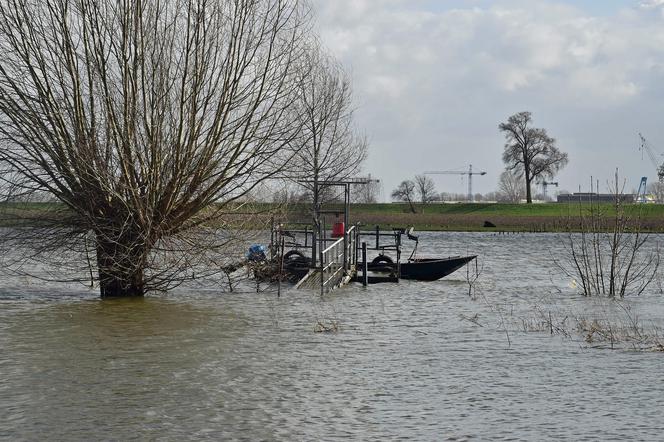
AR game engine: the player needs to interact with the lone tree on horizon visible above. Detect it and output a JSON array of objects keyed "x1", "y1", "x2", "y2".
[
  {"x1": 391, "y1": 180, "x2": 417, "y2": 213},
  {"x1": 499, "y1": 112, "x2": 568, "y2": 204},
  {"x1": 0, "y1": 0, "x2": 314, "y2": 297}
]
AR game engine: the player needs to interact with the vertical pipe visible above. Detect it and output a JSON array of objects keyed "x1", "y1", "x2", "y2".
[
  {"x1": 320, "y1": 246, "x2": 324, "y2": 297},
  {"x1": 270, "y1": 216, "x2": 275, "y2": 260},
  {"x1": 343, "y1": 186, "x2": 348, "y2": 272},
  {"x1": 354, "y1": 230, "x2": 359, "y2": 266},
  {"x1": 278, "y1": 235, "x2": 285, "y2": 297},
  {"x1": 311, "y1": 230, "x2": 317, "y2": 267},
  {"x1": 362, "y1": 242, "x2": 368, "y2": 287},
  {"x1": 344, "y1": 184, "x2": 349, "y2": 235}
]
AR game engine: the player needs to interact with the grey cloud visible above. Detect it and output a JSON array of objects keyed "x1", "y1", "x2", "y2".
[{"x1": 312, "y1": 0, "x2": 664, "y2": 198}]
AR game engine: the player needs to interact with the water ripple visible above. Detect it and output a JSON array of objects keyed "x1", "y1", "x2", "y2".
[{"x1": 1, "y1": 233, "x2": 664, "y2": 440}]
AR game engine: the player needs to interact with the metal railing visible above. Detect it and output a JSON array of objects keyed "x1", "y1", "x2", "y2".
[
  {"x1": 320, "y1": 237, "x2": 344, "y2": 292},
  {"x1": 319, "y1": 225, "x2": 358, "y2": 293}
]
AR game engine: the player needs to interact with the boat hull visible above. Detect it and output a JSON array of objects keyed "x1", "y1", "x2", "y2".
[{"x1": 400, "y1": 256, "x2": 477, "y2": 281}]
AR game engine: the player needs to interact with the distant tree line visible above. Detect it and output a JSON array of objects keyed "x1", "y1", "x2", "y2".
[{"x1": 389, "y1": 111, "x2": 569, "y2": 205}]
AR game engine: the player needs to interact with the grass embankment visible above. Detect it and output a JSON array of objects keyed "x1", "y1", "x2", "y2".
[
  {"x1": 4, "y1": 201, "x2": 664, "y2": 232},
  {"x1": 342, "y1": 203, "x2": 664, "y2": 232}
]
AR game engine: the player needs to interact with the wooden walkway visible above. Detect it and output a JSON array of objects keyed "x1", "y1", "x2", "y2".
[{"x1": 295, "y1": 264, "x2": 354, "y2": 292}]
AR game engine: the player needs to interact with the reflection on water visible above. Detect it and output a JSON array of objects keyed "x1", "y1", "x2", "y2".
[{"x1": 1, "y1": 232, "x2": 664, "y2": 440}]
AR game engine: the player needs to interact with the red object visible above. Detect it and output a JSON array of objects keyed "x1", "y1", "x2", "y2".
[{"x1": 331, "y1": 221, "x2": 345, "y2": 238}]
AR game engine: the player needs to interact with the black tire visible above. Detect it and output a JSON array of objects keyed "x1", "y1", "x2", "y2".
[
  {"x1": 371, "y1": 255, "x2": 394, "y2": 265},
  {"x1": 283, "y1": 250, "x2": 306, "y2": 262}
]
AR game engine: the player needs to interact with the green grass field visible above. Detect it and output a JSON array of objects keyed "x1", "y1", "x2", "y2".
[
  {"x1": 341, "y1": 202, "x2": 664, "y2": 232},
  {"x1": 3, "y1": 201, "x2": 664, "y2": 232},
  {"x1": 349, "y1": 202, "x2": 664, "y2": 217}
]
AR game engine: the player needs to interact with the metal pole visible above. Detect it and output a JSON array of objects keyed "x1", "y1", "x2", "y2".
[
  {"x1": 362, "y1": 242, "x2": 368, "y2": 287},
  {"x1": 343, "y1": 184, "x2": 349, "y2": 271},
  {"x1": 270, "y1": 216, "x2": 275, "y2": 260},
  {"x1": 320, "y1": 246, "x2": 324, "y2": 297},
  {"x1": 469, "y1": 164, "x2": 473, "y2": 202},
  {"x1": 312, "y1": 180, "x2": 318, "y2": 267},
  {"x1": 278, "y1": 235, "x2": 285, "y2": 297}
]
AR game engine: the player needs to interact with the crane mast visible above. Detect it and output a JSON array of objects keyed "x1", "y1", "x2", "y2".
[
  {"x1": 424, "y1": 165, "x2": 487, "y2": 202},
  {"x1": 638, "y1": 133, "x2": 664, "y2": 183}
]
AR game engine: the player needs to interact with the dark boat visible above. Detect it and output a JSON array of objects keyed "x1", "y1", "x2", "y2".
[
  {"x1": 400, "y1": 256, "x2": 476, "y2": 281},
  {"x1": 366, "y1": 255, "x2": 477, "y2": 281}
]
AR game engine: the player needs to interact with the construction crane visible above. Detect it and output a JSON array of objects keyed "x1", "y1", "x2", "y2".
[
  {"x1": 636, "y1": 176, "x2": 648, "y2": 203},
  {"x1": 540, "y1": 181, "x2": 558, "y2": 200},
  {"x1": 424, "y1": 165, "x2": 487, "y2": 202},
  {"x1": 638, "y1": 133, "x2": 664, "y2": 183}
]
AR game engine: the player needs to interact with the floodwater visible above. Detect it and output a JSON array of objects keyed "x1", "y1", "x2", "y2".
[{"x1": 2, "y1": 232, "x2": 664, "y2": 440}]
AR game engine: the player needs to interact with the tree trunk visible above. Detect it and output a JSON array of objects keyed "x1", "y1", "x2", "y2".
[
  {"x1": 96, "y1": 234, "x2": 146, "y2": 298},
  {"x1": 525, "y1": 170, "x2": 533, "y2": 204}
]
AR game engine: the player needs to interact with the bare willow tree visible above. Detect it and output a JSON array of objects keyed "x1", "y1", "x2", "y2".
[
  {"x1": 500, "y1": 112, "x2": 568, "y2": 204},
  {"x1": 0, "y1": 0, "x2": 313, "y2": 297}
]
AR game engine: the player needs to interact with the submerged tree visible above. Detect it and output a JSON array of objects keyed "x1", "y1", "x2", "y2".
[
  {"x1": 0, "y1": 0, "x2": 312, "y2": 297},
  {"x1": 290, "y1": 43, "x2": 367, "y2": 185},
  {"x1": 499, "y1": 112, "x2": 568, "y2": 204},
  {"x1": 286, "y1": 41, "x2": 366, "y2": 262},
  {"x1": 289, "y1": 42, "x2": 367, "y2": 212},
  {"x1": 559, "y1": 173, "x2": 660, "y2": 298}
]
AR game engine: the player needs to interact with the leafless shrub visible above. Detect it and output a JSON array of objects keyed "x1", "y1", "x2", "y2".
[
  {"x1": 556, "y1": 173, "x2": 660, "y2": 298},
  {"x1": 465, "y1": 257, "x2": 483, "y2": 300}
]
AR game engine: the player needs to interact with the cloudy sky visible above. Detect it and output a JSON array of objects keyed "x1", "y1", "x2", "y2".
[{"x1": 311, "y1": 0, "x2": 664, "y2": 200}]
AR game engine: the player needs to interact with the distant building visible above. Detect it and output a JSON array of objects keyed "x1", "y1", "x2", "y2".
[{"x1": 556, "y1": 193, "x2": 635, "y2": 203}]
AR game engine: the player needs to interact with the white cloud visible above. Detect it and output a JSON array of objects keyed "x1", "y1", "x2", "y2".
[
  {"x1": 311, "y1": 0, "x2": 664, "y2": 198},
  {"x1": 640, "y1": 0, "x2": 664, "y2": 9}
]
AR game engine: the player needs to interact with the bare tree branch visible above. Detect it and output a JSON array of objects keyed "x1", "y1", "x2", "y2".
[
  {"x1": 499, "y1": 111, "x2": 568, "y2": 203},
  {"x1": 0, "y1": 0, "x2": 313, "y2": 297}
]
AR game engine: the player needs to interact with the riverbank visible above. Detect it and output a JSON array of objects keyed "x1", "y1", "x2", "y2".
[
  {"x1": 316, "y1": 203, "x2": 664, "y2": 232},
  {"x1": 3, "y1": 201, "x2": 664, "y2": 232}
]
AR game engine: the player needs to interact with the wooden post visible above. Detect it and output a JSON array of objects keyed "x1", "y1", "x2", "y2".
[{"x1": 362, "y1": 242, "x2": 368, "y2": 287}]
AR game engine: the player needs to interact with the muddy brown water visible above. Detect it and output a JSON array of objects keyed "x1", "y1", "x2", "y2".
[{"x1": 1, "y1": 232, "x2": 664, "y2": 440}]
